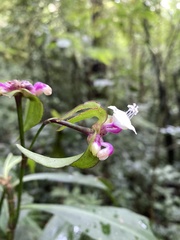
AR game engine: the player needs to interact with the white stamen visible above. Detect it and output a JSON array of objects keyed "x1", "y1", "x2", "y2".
[{"x1": 126, "y1": 103, "x2": 138, "y2": 119}]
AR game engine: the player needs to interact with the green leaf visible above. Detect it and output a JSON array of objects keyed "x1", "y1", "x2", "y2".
[
  {"x1": 86, "y1": 47, "x2": 114, "y2": 65},
  {"x1": 0, "y1": 198, "x2": 8, "y2": 234},
  {"x1": 40, "y1": 216, "x2": 76, "y2": 240},
  {"x1": 22, "y1": 204, "x2": 157, "y2": 240},
  {"x1": 3, "y1": 89, "x2": 43, "y2": 132},
  {"x1": 3, "y1": 154, "x2": 21, "y2": 178},
  {"x1": 16, "y1": 141, "x2": 99, "y2": 169},
  {"x1": 15, "y1": 216, "x2": 42, "y2": 240},
  {"x1": 58, "y1": 101, "x2": 107, "y2": 132},
  {"x1": 23, "y1": 95, "x2": 43, "y2": 132},
  {"x1": 61, "y1": 101, "x2": 104, "y2": 119},
  {"x1": 13, "y1": 172, "x2": 108, "y2": 190}
]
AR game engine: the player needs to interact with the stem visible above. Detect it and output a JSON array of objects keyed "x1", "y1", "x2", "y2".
[
  {"x1": 14, "y1": 94, "x2": 27, "y2": 227},
  {"x1": 29, "y1": 118, "x2": 93, "y2": 152},
  {"x1": 15, "y1": 94, "x2": 25, "y2": 147},
  {"x1": 45, "y1": 118, "x2": 94, "y2": 135},
  {"x1": 0, "y1": 188, "x2": 5, "y2": 215},
  {"x1": 6, "y1": 182, "x2": 16, "y2": 240},
  {"x1": 29, "y1": 123, "x2": 46, "y2": 150}
]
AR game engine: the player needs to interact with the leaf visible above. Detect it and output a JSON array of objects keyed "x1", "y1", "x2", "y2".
[
  {"x1": 13, "y1": 172, "x2": 108, "y2": 190},
  {"x1": 16, "y1": 141, "x2": 99, "y2": 169},
  {"x1": 39, "y1": 216, "x2": 72, "y2": 240},
  {"x1": 57, "y1": 101, "x2": 107, "y2": 132},
  {"x1": 23, "y1": 95, "x2": 43, "y2": 132},
  {"x1": 61, "y1": 101, "x2": 103, "y2": 119},
  {"x1": 86, "y1": 47, "x2": 114, "y2": 65},
  {"x1": 3, "y1": 154, "x2": 21, "y2": 178},
  {"x1": 40, "y1": 216, "x2": 82, "y2": 240},
  {"x1": 0, "y1": 198, "x2": 8, "y2": 234},
  {"x1": 15, "y1": 216, "x2": 42, "y2": 240},
  {"x1": 3, "y1": 89, "x2": 43, "y2": 132},
  {"x1": 22, "y1": 204, "x2": 157, "y2": 240}
]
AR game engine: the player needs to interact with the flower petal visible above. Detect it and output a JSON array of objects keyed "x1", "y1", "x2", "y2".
[
  {"x1": 0, "y1": 80, "x2": 52, "y2": 97},
  {"x1": 108, "y1": 106, "x2": 137, "y2": 134},
  {"x1": 97, "y1": 142, "x2": 114, "y2": 161},
  {"x1": 91, "y1": 140, "x2": 101, "y2": 156},
  {"x1": 33, "y1": 82, "x2": 52, "y2": 96}
]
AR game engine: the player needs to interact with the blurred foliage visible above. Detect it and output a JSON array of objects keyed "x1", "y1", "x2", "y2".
[{"x1": 0, "y1": 0, "x2": 180, "y2": 239}]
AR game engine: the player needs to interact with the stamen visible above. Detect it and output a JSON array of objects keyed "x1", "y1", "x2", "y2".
[{"x1": 126, "y1": 103, "x2": 138, "y2": 119}]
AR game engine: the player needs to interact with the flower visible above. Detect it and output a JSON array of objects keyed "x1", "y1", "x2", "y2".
[
  {"x1": 105, "y1": 103, "x2": 138, "y2": 134},
  {"x1": 89, "y1": 134, "x2": 114, "y2": 161},
  {"x1": 97, "y1": 141, "x2": 114, "y2": 161},
  {"x1": 32, "y1": 82, "x2": 52, "y2": 96},
  {"x1": 0, "y1": 80, "x2": 52, "y2": 96},
  {"x1": 89, "y1": 103, "x2": 138, "y2": 160}
]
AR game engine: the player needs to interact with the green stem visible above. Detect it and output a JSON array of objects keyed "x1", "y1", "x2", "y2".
[
  {"x1": 29, "y1": 123, "x2": 46, "y2": 150},
  {"x1": 15, "y1": 94, "x2": 25, "y2": 147},
  {"x1": 29, "y1": 118, "x2": 93, "y2": 152},
  {"x1": 0, "y1": 188, "x2": 5, "y2": 215},
  {"x1": 14, "y1": 94, "x2": 27, "y2": 227},
  {"x1": 6, "y1": 183, "x2": 16, "y2": 240}
]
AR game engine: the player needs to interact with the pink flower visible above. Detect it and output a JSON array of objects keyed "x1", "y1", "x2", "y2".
[
  {"x1": 0, "y1": 80, "x2": 52, "y2": 96},
  {"x1": 32, "y1": 82, "x2": 52, "y2": 96},
  {"x1": 89, "y1": 103, "x2": 138, "y2": 161},
  {"x1": 90, "y1": 134, "x2": 114, "y2": 161}
]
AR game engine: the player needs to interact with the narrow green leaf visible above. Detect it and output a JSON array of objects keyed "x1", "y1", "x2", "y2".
[
  {"x1": 61, "y1": 101, "x2": 103, "y2": 120},
  {"x1": 0, "y1": 198, "x2": 8, "y2": 234},
  {"x1": 3, "y1": 154, "x2": 21, "y2": 178},
  {"x1": 40, "y1": 216, "x2": 75, "y2": 240},
  {"x1": 13, "y1": 172, "x2": 108, "y2": 190},
  {"x1": 58, "y1": 101, "x2": 107, "y2": 132},
  {"x1": 22, "y1": 204, "x2": 157, "y2": 240},
  {"x1": 15, "y1": 216, "x2": 42, "y2": 240},
  {"x1": 16, "y1": 142, "x2": 99, "y2": 169}
]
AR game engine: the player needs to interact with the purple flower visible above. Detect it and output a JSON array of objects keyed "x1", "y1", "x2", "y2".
[
  {"x1": 32, "y1": 82, "x2": 52, "y2": 96},
  {"x1": 0, "y1": 80, "x2": 52, "y2": 96},
  {"x1": 90, "y1": 134, "x2": 114, "y2": 161},
  {"x1": 89, "y1": 103, "x2": 139, "y2": 161}
]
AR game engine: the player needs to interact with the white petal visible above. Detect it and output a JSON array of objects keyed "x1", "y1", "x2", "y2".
[{"x1": 108, "y1": 105, "x2": 137, "y2": 134}]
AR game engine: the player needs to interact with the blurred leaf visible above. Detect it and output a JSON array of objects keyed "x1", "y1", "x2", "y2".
[
  {"x1": 86, "y1": 47, "x2": 114, "y2": 65},
  {"x1": 27, "y1": 159, "x2": 36, "y2": 174},
  {"x1": 40, "y1": 215, "x2": 91, "y2": 240},
  {"x1": 0, "y1": 197, "x2": 8, "y2": 234},
  {"x1": 13, "y1": 172, "x2": 108, "y2": 190},
  {"x1": 15, "y1": 216, "x2": 42, "y2": 240},
  {"x1": 3, "y1": 153, "x2": 21, "y2": 178},
  {"x1": 51, "y1": 109, "x2": 61, "y2": 118},
  {"x1": 22, "y1": 204, "x2": 157, "y2": 240}
]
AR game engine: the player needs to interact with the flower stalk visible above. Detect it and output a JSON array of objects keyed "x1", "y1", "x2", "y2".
[
  {"x1": 14, "y1": 94, "x2": 27, "y2": 227},
  {"x1": 6, "y1": 181, "x2": 16, "y2": 240},
  {"x1": 45, "y1": 118, "x2": 94, "y2": 135},
  {"x1": 0, "y1": 188, "x2": 5, "y2": 216}
]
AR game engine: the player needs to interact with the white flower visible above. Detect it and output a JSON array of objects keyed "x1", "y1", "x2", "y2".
[{"x1": 108, "y1": 103, "x2": 138, "y2": 134}]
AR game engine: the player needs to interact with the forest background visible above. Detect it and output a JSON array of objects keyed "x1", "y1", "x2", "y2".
[{"x1": 0, "y1": 0, "x2": 179, "y2": 239}]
